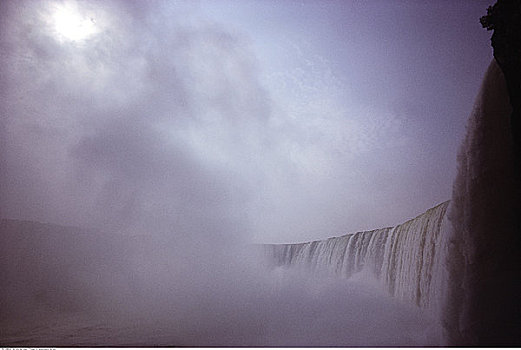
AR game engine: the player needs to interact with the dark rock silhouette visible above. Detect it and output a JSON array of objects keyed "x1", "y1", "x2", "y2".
[
  {"x1": 480, "y1": 0, "x2": 521, "y2": 345},
  {"x1": 481, "y1": 0, "x2": 521, "y2": 171}
]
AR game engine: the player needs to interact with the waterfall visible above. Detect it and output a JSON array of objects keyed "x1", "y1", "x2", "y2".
[
  {"x1": 265, "y1": 201, "x2": 449, "y2": 309},
  {"x1": 264, "y1": 59, "x2": 521, "y2": 345},
  {"x1": 443, "y1": 59, "x2": 520, "y2": 345}
]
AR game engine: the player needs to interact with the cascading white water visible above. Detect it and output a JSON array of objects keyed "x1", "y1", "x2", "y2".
[
  {"x1": 266, "y1": 201, "x2": 449, "y2": 309},
  {"x1": 265, "y1": 59, "x2": 520, "y2": 346}
]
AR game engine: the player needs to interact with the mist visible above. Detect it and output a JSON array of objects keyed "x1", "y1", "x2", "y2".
[
  {"x1": 0, "y1": 0, "x2": 493, "y2": 243},
  {"x1": 0, "y1": 219, "x2": 439, "y2": 346},
  {"x1": 0, "y1": 0, "x2": 496, "y2": 347}
]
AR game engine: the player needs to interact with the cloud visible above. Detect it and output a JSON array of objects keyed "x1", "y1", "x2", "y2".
[
  {"x1": 0, "y1": 0, "x2": 453, "y2": 245},
  {"x1": 0, "y1": 0, "x2": 268, "y2": 241}
]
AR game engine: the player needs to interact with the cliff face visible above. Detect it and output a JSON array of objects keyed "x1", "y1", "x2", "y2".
[{"x1": 479, "y1": 1, "x2": 521, "y2": 345}]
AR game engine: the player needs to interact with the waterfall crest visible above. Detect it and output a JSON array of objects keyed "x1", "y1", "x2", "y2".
[{"x1": 265, "y1": 201, "x2": 449, "y2": 309}]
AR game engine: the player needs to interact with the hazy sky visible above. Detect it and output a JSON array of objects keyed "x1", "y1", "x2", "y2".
[{"x1": 1, "y1": 0, "x2": 494, "y2": 243}]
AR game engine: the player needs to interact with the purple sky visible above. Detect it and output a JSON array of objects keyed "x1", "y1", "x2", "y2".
[{"x1": 0, "y1": 0, "x2": 494, "y2": 243}]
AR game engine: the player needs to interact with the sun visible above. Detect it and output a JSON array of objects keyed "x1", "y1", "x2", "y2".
[{"x1": 50, "y1": 2, "x2": 99, "y2": 42}]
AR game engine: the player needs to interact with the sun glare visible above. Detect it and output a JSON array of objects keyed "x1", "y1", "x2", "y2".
[{"x1": 51, "y1": 2, "x2": 98, "y2": 42}]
